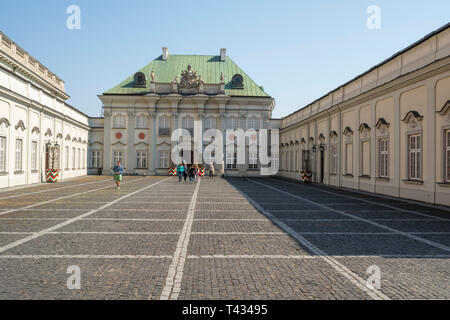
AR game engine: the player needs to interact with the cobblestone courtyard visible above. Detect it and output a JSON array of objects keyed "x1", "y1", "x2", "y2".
[{"x1": 0, "y1": 175, "x2": 449, "y2": 300}]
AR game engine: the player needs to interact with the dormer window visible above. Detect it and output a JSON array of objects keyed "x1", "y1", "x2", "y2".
[
  {"x1": 134, "y1": 72, "x2": 147, "y2": 88},
  {"x1": 231, "y1": 74, "x2": 244, "y2": 89}
]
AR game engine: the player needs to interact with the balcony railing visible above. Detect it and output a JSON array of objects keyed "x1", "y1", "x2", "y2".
[{"x1": 159, "y1": 128, "x2": 171, "y2": 136}]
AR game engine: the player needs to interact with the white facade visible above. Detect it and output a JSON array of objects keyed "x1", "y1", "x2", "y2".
[
  {"x1": 278, "y1": 24, "x2": 450, "y2": 206},
  {"x1": 0, "y1": 31, "x2": 89, "y2": 189}
]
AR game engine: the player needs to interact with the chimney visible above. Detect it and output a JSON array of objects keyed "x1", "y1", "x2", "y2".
[
  {"x1": 162, "y1": 47, "x2": 169, "y2": 61},
  {"x1": 220, "y1": 48, "x2": 226, "y2": 62}
]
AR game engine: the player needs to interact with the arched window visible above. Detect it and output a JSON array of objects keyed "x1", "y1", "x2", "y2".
[
  {"x1": 136, "y1": 115, "x2": 148, "y2": 129},
  {"x1": 205, "y1": 117, "x2": 216, "y2": 129},
  {"x1": 113, "y1": 114, "x2": 125, "y2": 128},
  {"x1": 182, "y1": 115, "x2": 194, "y2": 129},
  {"x1": 247, "y1": 118, "x2": 260, "y2": 130},
  {"x1": 158, "y1": 115, "x2": 170, "y2": 136}
]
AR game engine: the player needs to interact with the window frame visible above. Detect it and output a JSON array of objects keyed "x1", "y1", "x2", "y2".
[
  {"x1": 408, "y1": 134, "x2": 421, "y2": 181},
  {"x1": 0, "y1": 136, "x2": 6, "y2": 172},
  {"x1": 15, "y1": 139, "x2": 23, "y2": 172},
  {"x1": 378, "y1": 138, "x2": 389, "y2": 178}
]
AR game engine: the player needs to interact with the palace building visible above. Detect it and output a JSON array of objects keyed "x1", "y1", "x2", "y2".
[
  {"x1": 90, "y1": 48, "x2": 275, "y2": 176},
  {"x1": 278, "y1": 23, "x2": 450, "y2": 206},
  {"x1": 0, "y1": 31, "x2": 89, "y2": 188}
]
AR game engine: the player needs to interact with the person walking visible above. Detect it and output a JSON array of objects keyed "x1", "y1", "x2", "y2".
[
  {"x1": 113, "y1": 161, "x2": 124, "y2": 189},
  {"x1": 188, "y1": 165, "x2": 195, "y2": 184},
  {"x1": 194, "y1": 164, "x2": 200, "y2": 183},
  {"x1": 176, "y1": 163, "x2": 185, "y2": 182},
  {"x1": 183, "y1": 163, "x2": 188, "y2": 182},
  {"x1": 209, "y1": 162, "x2": 215, "y2": 179}
]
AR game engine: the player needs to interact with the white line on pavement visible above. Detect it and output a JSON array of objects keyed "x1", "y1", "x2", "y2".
[
  {"x1": 0, "y1": 177, "x2": 170, "y2": 254},
  {"x1": 0, "y1": 178, "x2": 112, "y2": 201},
  {"x1": 0, "y1": 255, "x2": 173, "y2": 259},
  {"x1": 0, "y1": 177, "x2": 149, "y2": 217},
  {"x1": 235, "y1": 179, "x2": 390, "y2": 300},
  {"x1": 160, "y1": 179, "x2": 201, "y2": 301},
  {"x1": 269, "y1": 178, "x2": 449, "y2": 221},
  {"x1": 0, "y1": 254, "x2": 448, "y2": 260},
  {"x1": 191, "y1": 232, "x2": 285, "y2": 235},
  {"x1": 251, "y1": 179, "x2": 450, "y2": 253}
]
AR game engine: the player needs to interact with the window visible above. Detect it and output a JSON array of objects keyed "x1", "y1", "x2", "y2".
[
  {"x1": 113, "y1": 114, "x2": 125, "y2": 128},
  {"x1": 136, "y1": 151, "x2": 147, "y2": 168},
  {"x1": 205, "y1": 117, "x2": 216, "y2": 129},
  {"x1": 72, "y1": 147, "x2": 76, "y2": 169},
  {"x1": 15, "y1": 139, "x2": 22, "y2": 171},
  {"x1": 182, "y1": 116, "x2": 194, "y2": 129},
  {"x1": 112, "y1": 151, "x2": 124, "y2": 165},
  {"x1": 77, "y1": 148, "x2": 81, "y2": 169},
  {"x1": 271, "y1": 153, "x2": 279, "y2": 171},
  {"x1": 248, "y1": 152, "x2": 258, "y2": 169},
  {"x1": 158, "y1": 151, "x2": 169, "y2": 168},
  {"x1": 361, "y1": 141, "x2": 370, "y2": 176},
  {"x1": 225, "y1": 117, "x2": 238, "y2": 130},
  {"x1": 65, "y1": 146, "x2": 69, "y2": 169},
  {"x1": 90, "y1": 150, "x2": 102, "y2": 168},
  {"x1": 379, "y1": 139, "x2": 389, "y2": 178},
  {"x1": 345, "y1": 143, "x2": 353, "y2": 175},
  {"x1": 330, "y1": 144, "x2": 337, "y2": 174},
  {"x1": 136, "y1": 115, "x2": 148, "y2": 129},
  {"x1": 159, "y1": 116, "x2": 170, "y2": 136},
  {"x1": 0, "y1": 137, "x2": 6, "y2": 172},
  {"x1": 446, "y1": 130, "x2": 450, "y2": 182},
  {"x1": 226, "y1": 152, "x2": 237, "y2": 169},
  {"x1": 82, "y1": 149, "x2": 86, "y2": 169},
  {"x1": 31, "y1": 141, "x2": 37, "y2": 171},
  {"x1": 408, "y1": 134, "x2": 421, "y2": 180},
  {"x1": 247, "y1": 118, "x2": 259, "y2": 130}
]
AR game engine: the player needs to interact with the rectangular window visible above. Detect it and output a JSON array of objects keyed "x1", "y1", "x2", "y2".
[
  {"x1": 247, "y1": 119, "x2": 259, "y2": 130},
  {"x1": 77, "y1": 148, "x2": 81, "y2": 169},
  {"x1": 271, "y1": 152, "x2": 279, "y2": 171},
  {"x1": 409, "y1": 134, "x2": 421, "y2": 180},
  {"x1": 90, "y1": 151, "x2": 96, "y2": 167},
  {"x1": 379, "y1": 139, "x2": 389, "y2": 178},
  {"x1": 361, "y1": 141, "x2": 370, "y2": 176},
  {"x1": 90, "y1": 150, "x2": 102, "y2": 168},
  {"x1": 136, "y1": 151, "x2": 147, "y2": 168},
  {"x1": 65, "y1": 146, "x2": 69, "y2": 169},
  {"x1": 226, "y1": 152, "x2": 237, "y2": 169},
  {"x1": 225, "y1": 118, "x2": 238, "y2": 130},
  {"x1": 112, "y1": 151, "x2": 124, "y2": 166},
  {"x1": 31, "y1": 141, "x2": 37, "y2": 171},
  {"x1": 0, "y1": 137, "x2": 6, "y2": 172},
  {"x1": 158, "y1": 151, "x2": 169, "y2": 168},
  {"x1": 330, "y1": 145, "x2": 337, "y2": 174},
  {"x1": 15, "y1": 139, "x2": 22, "y2": 171},
  {"x1": 136, "y1": 116, "x2": 147, "y2": 129},
  {"x1": 205, "y1": 117, "x2": 216, "y2": 129},
  {"x1": 345, "y1": 143, "x2": 353, "y2": 175},
  {"x1": 446, "y1": 130, "x2": 450, "y2": 182},
  {"x1": 82, "y1": 149, "x2": 85, "y2": 169},
  {"x1": 113, "y1": 115, "x2": 125, "y2": 128},
  {"x1": 248, "y1": 152, "x2": 258, "y2": 169},
  {"x1": 72, "y1": 147, "x2": 76, "y2": 169}
]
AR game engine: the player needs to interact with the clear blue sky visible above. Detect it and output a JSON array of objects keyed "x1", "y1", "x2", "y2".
[{"x1": 0, "y1": 0, "x2": 449, "y2": 118}]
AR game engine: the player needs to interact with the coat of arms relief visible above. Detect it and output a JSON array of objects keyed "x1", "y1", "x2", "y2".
[{"x1": 179, "y1": 65, "x2": 203, "y2": 89}]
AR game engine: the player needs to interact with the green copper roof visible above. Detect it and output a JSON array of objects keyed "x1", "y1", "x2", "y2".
[{"x1": 104, "y1": 55, "x2": 269, "y2": 97}]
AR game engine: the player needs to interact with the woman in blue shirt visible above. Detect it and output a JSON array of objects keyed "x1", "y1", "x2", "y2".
[{"x1": 176, "y1": 163, "x2": 185, "y2": 182}]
